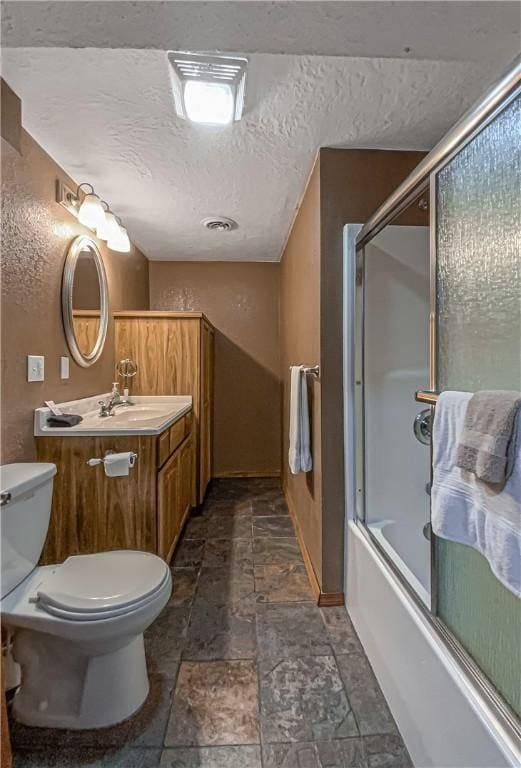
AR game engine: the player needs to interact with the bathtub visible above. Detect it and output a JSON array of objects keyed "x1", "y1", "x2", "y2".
[
  {"x1": 367, "y1": 519, "x2": 430, "y2": 607},
  {"x1": 343, "y1": 225, "x2": 519, "y2": 767},
  {"x1": 345, "y1": 521, "x2": 519, "y2": 768}
]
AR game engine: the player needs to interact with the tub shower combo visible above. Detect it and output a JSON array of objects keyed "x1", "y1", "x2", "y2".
[{"x1": 344, "y1": 59, "x2": 521, "y2": 767}]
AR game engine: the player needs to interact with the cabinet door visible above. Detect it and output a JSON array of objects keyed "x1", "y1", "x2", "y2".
[{"x1": 157, "y1": 450, "x2": 181, "y2": 561}]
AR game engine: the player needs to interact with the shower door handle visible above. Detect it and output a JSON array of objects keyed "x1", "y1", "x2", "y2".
[{"x1": 413, "y1": 409, "x2": 432, "y2": 445}]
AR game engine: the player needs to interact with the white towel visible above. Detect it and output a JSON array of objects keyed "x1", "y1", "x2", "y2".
[
  {"x1": 432, "y1": 391, "x2": 521, "y2": 598},
  {"x1": 289, "y1": 366, "x2": 312, "y2": 475}
]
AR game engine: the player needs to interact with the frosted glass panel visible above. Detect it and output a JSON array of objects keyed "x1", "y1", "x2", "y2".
[
  {"x1": 435, "y1": 95, "x2": 521, "y2": 717},
  {"x1": 437, "y1": 96, "x2": 521, "y2": 391}
]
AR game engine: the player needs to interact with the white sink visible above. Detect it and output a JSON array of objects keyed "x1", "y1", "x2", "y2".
[
  {"x1": 35, "y1": 395, "x2": 192, "y2": 437},
  {"x1": 104, "y1": 405, "x2": 177, "y2": 425}
]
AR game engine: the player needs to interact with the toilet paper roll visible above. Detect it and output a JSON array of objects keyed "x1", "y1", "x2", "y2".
[{"x1": 103, "y1": 451, "x2": 137, "y2": 477}]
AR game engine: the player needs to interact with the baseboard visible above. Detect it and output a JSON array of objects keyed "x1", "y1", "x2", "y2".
[
  {"x1": 318, "y1": 592, "x2": 345, "y2": 607},
  {"x1": 213, "y1": 469, "x2": 281, "y2": 479},
  {"x1": 283, "y1": 487, "x2": 343, "y2": 606}
]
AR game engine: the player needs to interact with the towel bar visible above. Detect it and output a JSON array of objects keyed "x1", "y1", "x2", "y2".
[
  {"x1": 290, "y1": 365, "x2": 320, "y2": 377},
  {"x1": 415, "y1": 390, "x2": 439, "y2": 405}
]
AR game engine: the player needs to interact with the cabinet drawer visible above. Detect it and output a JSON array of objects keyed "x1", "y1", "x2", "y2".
[
  {"x1": 158, "y1": 429, "x2": 171, "y2": 467},
  {"x1": 169, "y1": 417, "x2": 186, "y2": 454},
  {"x1": 158, "y1": 410, "x2": 193, "y2": 467}
]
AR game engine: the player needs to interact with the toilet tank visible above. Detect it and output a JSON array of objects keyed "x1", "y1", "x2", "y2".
[{"x1": 0, "y1": 463, "x2": 57, "y2": 599}]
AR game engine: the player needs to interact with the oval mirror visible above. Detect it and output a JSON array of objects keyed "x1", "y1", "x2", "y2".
[{"x1": 62, "y1": 235, "x2": 109, "y2": 367}]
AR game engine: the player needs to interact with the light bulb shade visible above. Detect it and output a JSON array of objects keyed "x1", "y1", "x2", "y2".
[
  {"x1": 108, "y1": 223, "x2": 131, "y2": 253},
  {"x1": 183, "y1": 80, "x2": 234, "y2": 125},
  {"x1": 96, "y1": 211, "x2": 120, "y2": 242},
  {"x1": 78, "y1": 193, "x2": 105, "y2": 228}
]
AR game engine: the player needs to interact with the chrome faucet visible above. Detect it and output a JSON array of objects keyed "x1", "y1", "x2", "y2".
[
  {"x1": 98, "y1": 399, "x2": 115, "y2": 417},
  {"x1": 98, "y1": 382, "x2": 134, "y2": 417},
  {"x1": 98, "y1": 382, "x2": 122, "y2": 417}
]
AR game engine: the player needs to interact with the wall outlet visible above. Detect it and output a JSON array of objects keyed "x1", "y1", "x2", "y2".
[
  {"x1": 27, "y1": 355, "x2": 44, "y2": 382},
  {"x1": 60, "y1": 356, "x2": 70, "y2": 380}
]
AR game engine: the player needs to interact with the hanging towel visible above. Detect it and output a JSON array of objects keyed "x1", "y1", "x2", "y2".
[
  {"x1": 432, "y1": 391, "x2": 521, "y2": 598},
  {"x1": 456, "y1": 390, "x2": 521, "y2": 485},
  {"x1": 289, "y1": 366, "x2": 312, "y2": 475}
]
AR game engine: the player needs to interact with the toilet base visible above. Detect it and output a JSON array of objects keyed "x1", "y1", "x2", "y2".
[{"x1": 12, "y1": 629, "x2": 149, "y2": 729}]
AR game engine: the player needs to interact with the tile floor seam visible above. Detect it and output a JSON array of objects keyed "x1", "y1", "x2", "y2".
[
  {"x1": 159, "y1": 672, "x2": 180, "y2": 750},
  {"x1": 318, "y1": 613, "x2": 370, "y2": 739}
]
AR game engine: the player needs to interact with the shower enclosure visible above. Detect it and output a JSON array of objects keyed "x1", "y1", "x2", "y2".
[
  {"x1": 361, "y1": 217, "x2": 431, "y2": 606},
  {"x1": 346, "y1": 58, "x2": 520, "y2": 766}
]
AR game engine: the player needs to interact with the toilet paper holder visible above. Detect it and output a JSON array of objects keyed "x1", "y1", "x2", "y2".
[{"x1": 87, "y1": 451, "x2": 138, "y2": 468}]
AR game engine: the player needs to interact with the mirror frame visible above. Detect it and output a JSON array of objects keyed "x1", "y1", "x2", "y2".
[{"x1": 61, "y1": 235, "x2": 109, "y2": 367}]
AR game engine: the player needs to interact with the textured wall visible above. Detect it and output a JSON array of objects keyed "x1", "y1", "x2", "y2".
[
  {"x1": 280, "y1": 148, "x2": 428, "y2": 595},
  {"x1": 280, "y1": 160, "x2": 323, "y2": 583},
  {"x1": 149, "y1": 261, "x2": 281, "y2": 477},
  {"x1": 1, "y1": 124, "x2": 149, "y2": 463},
  {"x1": 318, "y1": 148, "x2": 427, "y2": 593}
]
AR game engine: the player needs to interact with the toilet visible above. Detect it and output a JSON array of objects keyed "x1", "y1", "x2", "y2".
[{"x1": 0, "y1": 463, "x2": 172, "y2": 730}]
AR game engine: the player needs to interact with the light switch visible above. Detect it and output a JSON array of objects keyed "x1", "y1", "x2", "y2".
[
  {"x1": 60, "y1": 356, "x2": 70, "y2": 380},
  {"x1": 27, "y1": 355, "x2": 44, "y2": 382}
]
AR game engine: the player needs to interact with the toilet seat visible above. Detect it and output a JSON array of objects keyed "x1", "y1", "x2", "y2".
[{"x1": 33, "y1": 550, "x2": 170, "y2": 622}]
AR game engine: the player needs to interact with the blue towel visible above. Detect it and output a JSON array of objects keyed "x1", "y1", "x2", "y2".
[{"x1": 431, "y1": 391, "x2": 521, "y2": 598}]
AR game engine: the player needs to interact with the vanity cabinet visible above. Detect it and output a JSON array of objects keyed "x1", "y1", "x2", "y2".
[
  {"x1": 36, "y1": 410, "x2": 194, "y2": 565},
  {"x1": 114, "y1": 312, "x2": 214, "y2": 504},
  {"x1": 158, "y1": 434, "x2": 194, "y2": 560}
]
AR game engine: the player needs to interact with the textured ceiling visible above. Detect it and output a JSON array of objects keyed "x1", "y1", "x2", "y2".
[
  {"x1": 2, "y1": 1, "x2": 520, "y2": 62},
  {"x1": 1, "y1": 1, "x2": 518, "y2": 261}
]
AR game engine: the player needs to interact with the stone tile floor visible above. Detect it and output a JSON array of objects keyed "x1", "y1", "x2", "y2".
[{"x1": 10, "y1": 478, "x2": 412, "y2": 768}]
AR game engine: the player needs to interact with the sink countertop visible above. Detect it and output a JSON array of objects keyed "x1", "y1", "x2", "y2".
[{"x1": 34, "y1": 394, "x2": 192, "y2": 437}]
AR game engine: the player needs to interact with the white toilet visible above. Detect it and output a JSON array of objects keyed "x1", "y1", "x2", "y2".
[{"x1": 0, "y1": 463, "x2": 172, "y2": 730}]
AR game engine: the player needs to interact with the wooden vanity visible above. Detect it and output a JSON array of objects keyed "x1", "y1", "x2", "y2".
[
  {"x1": 36, "y1": 408, "x2": 195, "y2": 565},
  {"x1": 114, "y1": 311, "x2": 214, "y2": 504}
]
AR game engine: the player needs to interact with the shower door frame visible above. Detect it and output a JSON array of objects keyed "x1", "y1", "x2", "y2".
[{"x1": 353, "y1": 57, "x2": 521, "y2": 740}]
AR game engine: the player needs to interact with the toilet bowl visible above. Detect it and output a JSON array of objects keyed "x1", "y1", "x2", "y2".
[{"x1": 0, "y1": 463, "x2": 172, "y2": 729}]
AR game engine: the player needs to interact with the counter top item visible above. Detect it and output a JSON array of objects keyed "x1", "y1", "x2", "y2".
[{"x1": 34, "y1": 395, "x2": 192, "y2": 437}]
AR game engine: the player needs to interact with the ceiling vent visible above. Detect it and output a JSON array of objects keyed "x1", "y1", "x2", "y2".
[
  {"x1": 168, "y1": 51, "x2": 248, "y2": 125},
  {"x1": 201, "y1": 216, "x2": 238, "y2": 232}
]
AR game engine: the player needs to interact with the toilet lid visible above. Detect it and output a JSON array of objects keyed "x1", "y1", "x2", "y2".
[{"x1": 36, "y1": 550, "x2": 169, "y2": 615}]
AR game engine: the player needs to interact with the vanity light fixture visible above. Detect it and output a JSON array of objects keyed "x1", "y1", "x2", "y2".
[
  {"x1": 168, "y1": 52, "x2": 248, "y2": 125},
  {"x1": 57, "y1": 180, "x2": 131, "y2": 253},
  {"x1": 108, "y1": 217, "x2": 131, "y2": 253},
  {"x1": 96, "y1": 204, "x2": 120, "y2": 242}
]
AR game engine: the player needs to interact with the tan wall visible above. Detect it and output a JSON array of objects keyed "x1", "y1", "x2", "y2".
[
  {"x1": 1, "y1": 86, "x2": 149, "y2": 463},
  {"x1": 280, "y1": 148, "x2": 427, "y2": 596},
  {"x1": 280, "y1": 160, "x2": 323, "y2": 583},
  {"x1": 318, "y1": 148, "x2": 427, "y2": 593},
  {"x1": 149, "y1": 261, "x2": 281, "y2": 477}
]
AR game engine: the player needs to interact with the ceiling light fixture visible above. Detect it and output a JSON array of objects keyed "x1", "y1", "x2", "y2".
[
  {"x1": 168, "y1": 52, "x2": 248, "y2": 125},
  {"x1": 57, "y1": 180, "x2": 131, "y2": 253}
]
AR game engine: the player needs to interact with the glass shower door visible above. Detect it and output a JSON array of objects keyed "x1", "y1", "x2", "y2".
[
  {"x1": 360, "y1": 207, "x2": 432, "y2": 606},
  {"x1": 434, "y1": 94, "x2": 521, "y2": 719}
]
